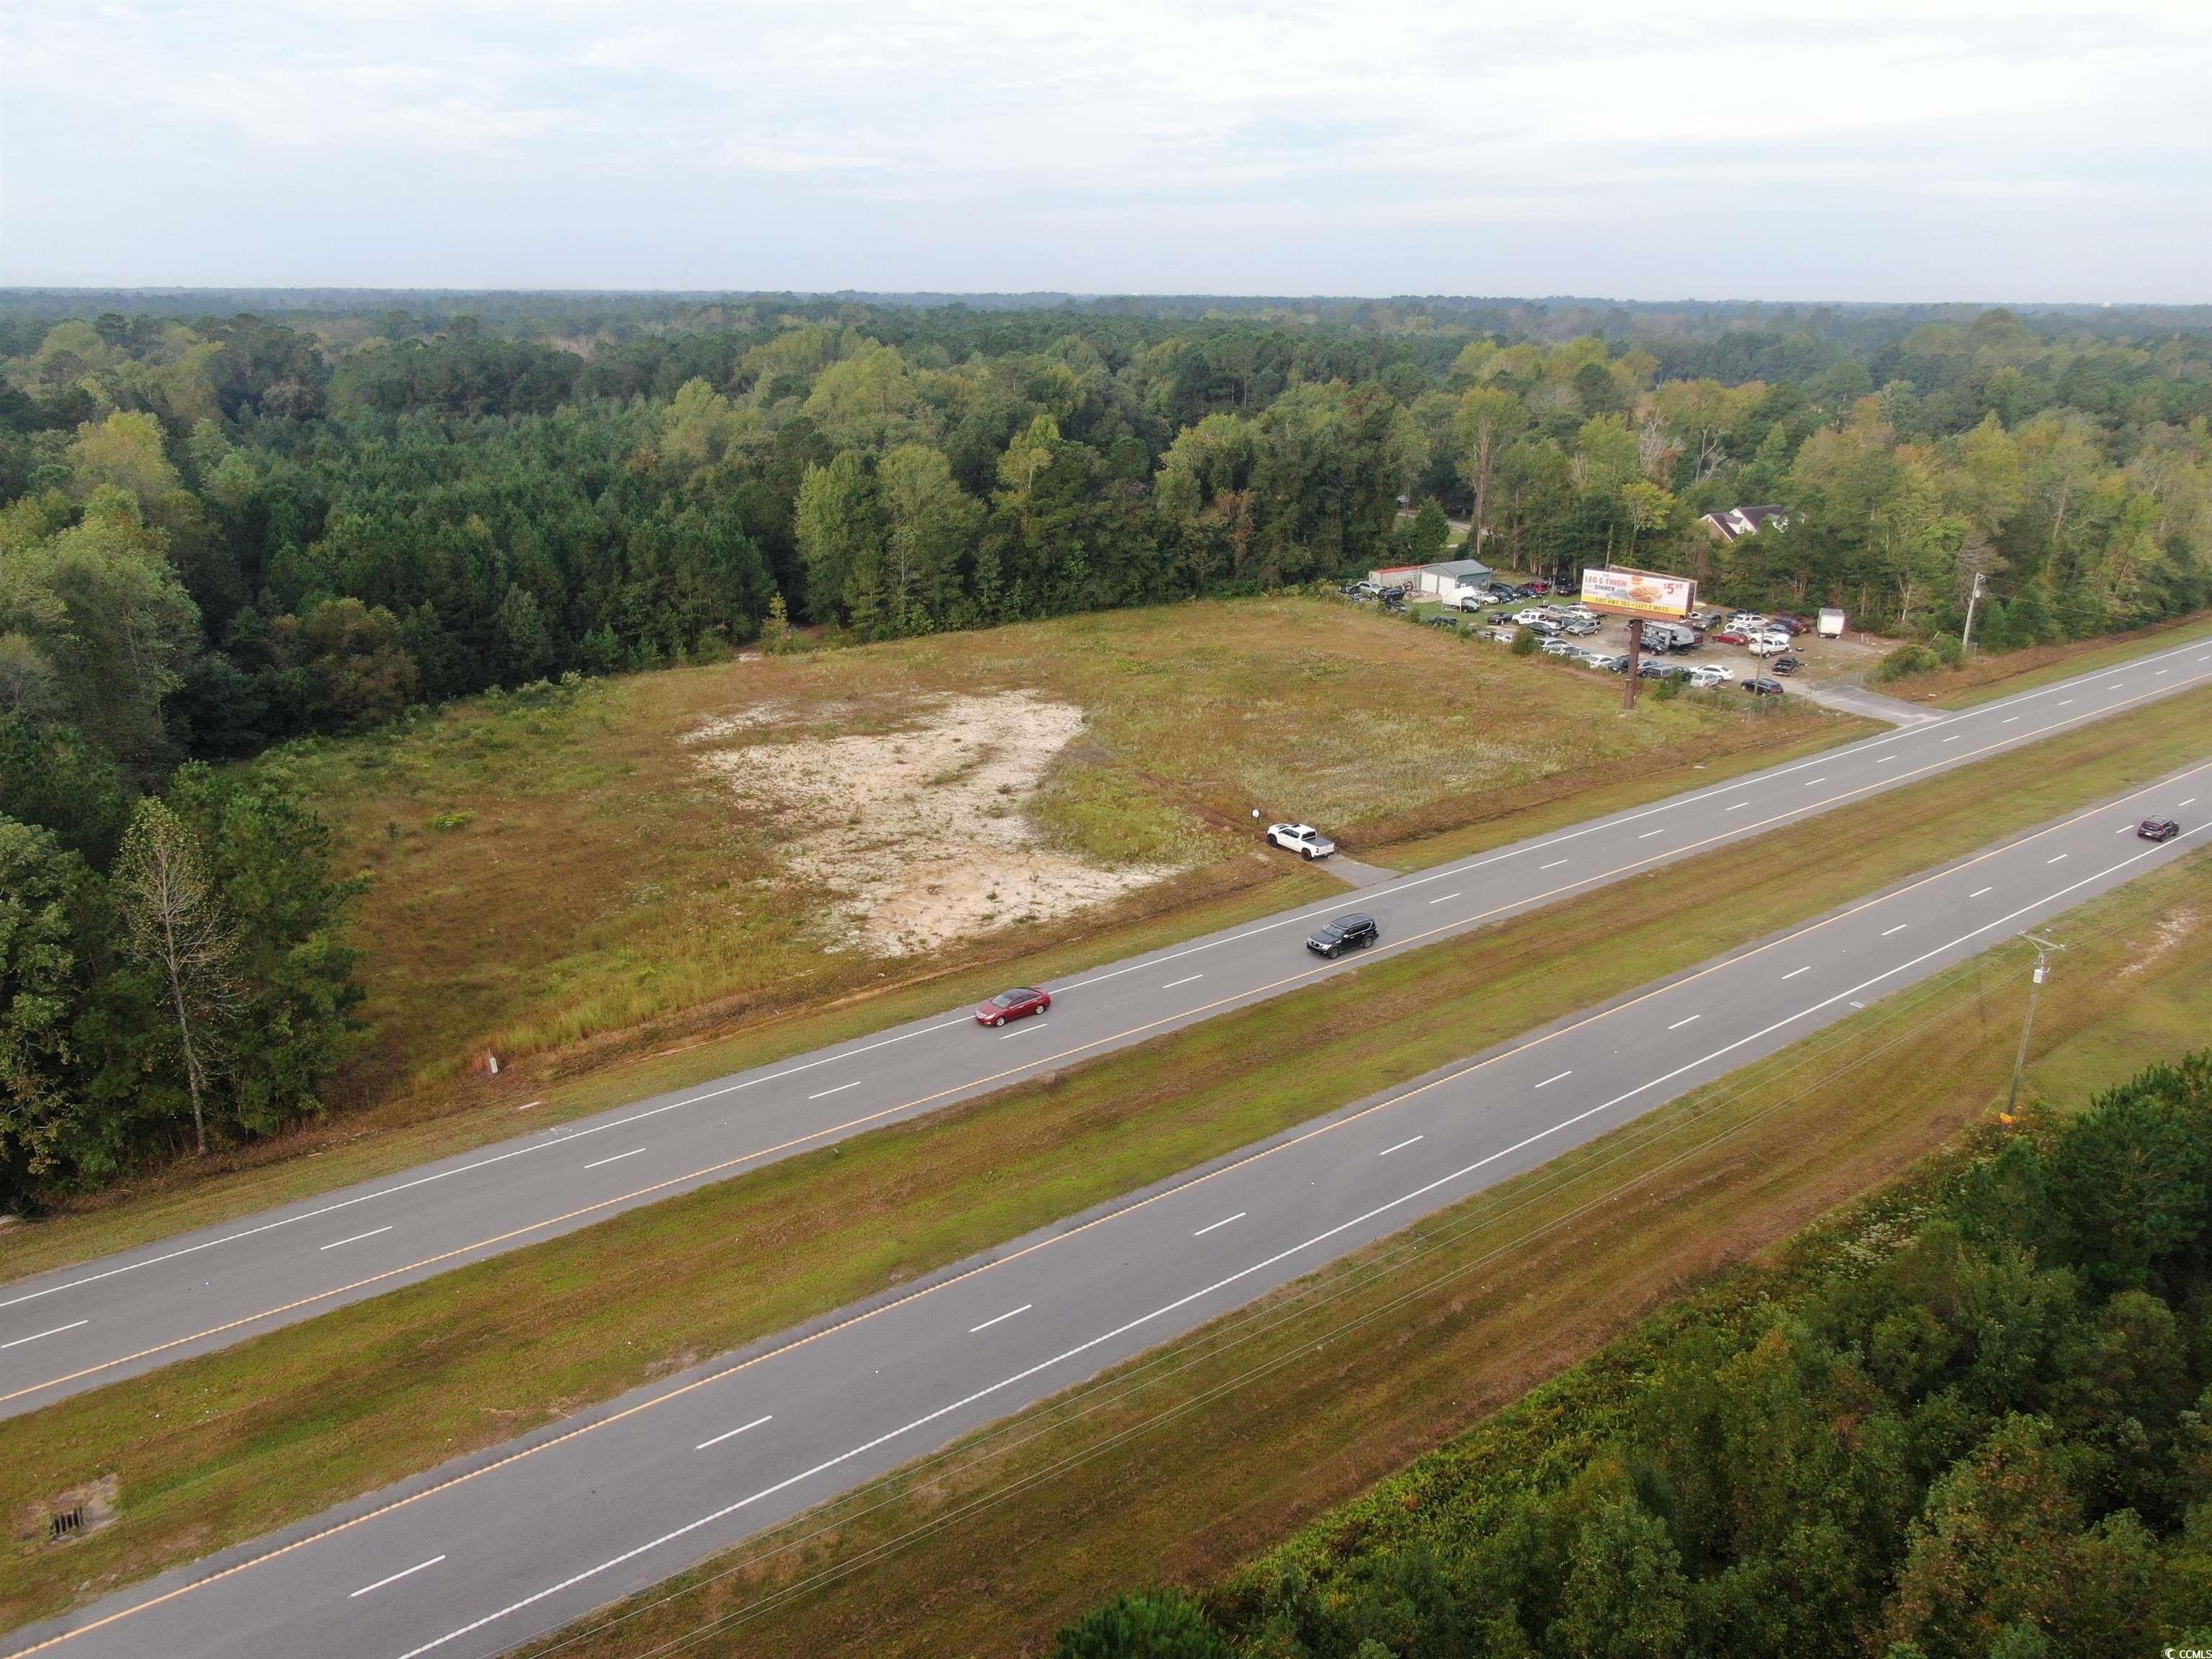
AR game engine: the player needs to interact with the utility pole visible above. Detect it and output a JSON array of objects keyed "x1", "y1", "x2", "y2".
[
  {"x1": 2005, "y1": 932, "x2": 2064, "y2": 1116},
  {"x1": 1961, "y1": 570, "x2": 1987, "y2": 656}
]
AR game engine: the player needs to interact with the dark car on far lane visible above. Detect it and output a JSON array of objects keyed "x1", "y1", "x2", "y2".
[
  {"x1": 2139, "y1": 817, "x2": 2181, "y2": 842},
  {"x1": 1306, "y1": 912, "x2": 1380, "y2": 958},
  {"x1": 975, "y1": 986, "x2": 1052, "y2": 1026}
]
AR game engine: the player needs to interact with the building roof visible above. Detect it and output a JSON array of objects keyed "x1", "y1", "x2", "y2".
[
  {"x1": 1421, "y1": 558, "x2": 1494, "y2": 578},
  {"x1": 1699, "y1": 504, "x2": 1791, "y2": 544}
]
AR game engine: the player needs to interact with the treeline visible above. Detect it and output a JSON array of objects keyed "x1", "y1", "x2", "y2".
[
  {"x1": 0, "y1": 747, "x2": 361, "y2": 1208},
  {"x1": 2, "y1": 301, "x2": 2208, "y2": 1197},
  {"x1": 1053, "y1": 1052, "x2": 2212, "y2": 1659}
]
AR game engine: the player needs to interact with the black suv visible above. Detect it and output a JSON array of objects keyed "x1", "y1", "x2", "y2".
[
  {"x1": 1307, "y1": 912, "x2": 1380, "y2": 958},
  {"x1": 2139, "y1": 817, "x2": 2181, "y2": 842}
]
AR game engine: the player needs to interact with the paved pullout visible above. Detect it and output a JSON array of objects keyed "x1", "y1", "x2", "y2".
[
  {"x1": 4, "y1": 634, "x2": 2211, "y2": 1417},
  {"x1": 13, "y1": 763, "x2": 2208, "y2": 1659}
]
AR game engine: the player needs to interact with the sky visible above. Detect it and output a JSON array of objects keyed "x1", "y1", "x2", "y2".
[{"x1": 3, "y1": 0, "x2": 2208, "y2": 302}]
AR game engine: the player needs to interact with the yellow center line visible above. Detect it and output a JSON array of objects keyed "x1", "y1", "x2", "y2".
[
  {"x1": 10, "y1": 666, "x2": 2211, "y2": 1416},
  {"x1": 14, "y1": 744, "x2": 2209, "y2": 1656}
]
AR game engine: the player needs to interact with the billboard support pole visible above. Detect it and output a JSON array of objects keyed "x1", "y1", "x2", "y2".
[{"x1": 1623, "y1": 607, "x2": 1640, "y2": 709}]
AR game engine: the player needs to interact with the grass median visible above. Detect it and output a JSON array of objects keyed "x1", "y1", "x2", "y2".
[
  {"x1": 4, "y1": 711, "x2": 1869, "y2": 1284},
  {"x1": 3, "y1": 683, "x2": 2208, "y2": 1629},
  {"x1": 513, "y1": 846, "x2": 2212, "y2": 1659}
]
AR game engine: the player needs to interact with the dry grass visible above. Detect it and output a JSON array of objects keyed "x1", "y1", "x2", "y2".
[
  {"x1": 4, "y1": 688, "x2": 2203, "y2": 1632},
  {"x1": 510, "y1": 849, "x2": 2212, "y2": 1659},
  {"x1": 260, "y1": 595, "x2": 1837, "y2": 1101}
]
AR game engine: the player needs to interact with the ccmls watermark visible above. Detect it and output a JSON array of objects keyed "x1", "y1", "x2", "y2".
[{"x1": 2164, "y1": 1646, "x2": 2212, "y2": 1657}]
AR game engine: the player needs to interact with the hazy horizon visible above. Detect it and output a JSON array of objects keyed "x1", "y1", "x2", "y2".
[{"x1": 4, "y1": 1, "x2": 2209, "y2": 302}]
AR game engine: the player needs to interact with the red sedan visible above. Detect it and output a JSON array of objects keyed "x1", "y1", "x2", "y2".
[
  {"x1": 1713, "y1": 627, "x2": 1752, "y2": 645},
  {"x1": 976, "y1": 986, "x2": 1051, "y2": 1026}
]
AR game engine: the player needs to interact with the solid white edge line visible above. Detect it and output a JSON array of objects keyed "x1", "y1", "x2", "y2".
[
  {"x1": 349, "y1": 1555, "x2": 445, "y2": 1599},
  {"x1": 407, "y1": 836, "x2": 2208, "y2": 1659},
  {"x1": 968, "y1": 1304, "x2": 1032, "y2": 1335},
  {"x1": 693, "y1": 1414, "x2": 773, "y2": 1452},
  {"x1": 13, "y1": 637, "x2": 2209, "y2": 1321},
  {"x1": 75, "y1": 770, "x2": 2212, "y2": 1659}
]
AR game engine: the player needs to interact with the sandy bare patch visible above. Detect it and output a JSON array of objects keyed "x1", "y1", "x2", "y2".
[
  {"x1": 699, "y1": 691, "x2": 1176, "y2": 956},
  {"x1": 2120, "y1": 905, "x2": 2199, "y2": 976}
]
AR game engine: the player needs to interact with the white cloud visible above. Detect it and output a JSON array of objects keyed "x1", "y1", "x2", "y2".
[{"x1": 1, "y1": 0, "x2": 2206, "y2": 297}]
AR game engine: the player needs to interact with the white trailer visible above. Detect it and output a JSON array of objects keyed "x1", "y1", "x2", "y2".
[{"x1": 1817, "y1": 608, "x2": 1846, "y2": 639}]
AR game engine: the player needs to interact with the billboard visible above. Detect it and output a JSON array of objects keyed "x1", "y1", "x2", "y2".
[{"x1": 1580, "y1": 567, "x2": 1696, "y2": 620}]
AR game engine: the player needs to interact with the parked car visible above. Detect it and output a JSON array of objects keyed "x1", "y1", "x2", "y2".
[
  {"x1": 1424, "y1": 613, "x2": 1462, "y2": 631},
  {"x1": 1748, "y1": 631, "x2": 1793, "y2": 657},
  {"x1": 1306, "y1": 912, "x2": 1380, "y2": 958},
  {"x1": 1344, "y1": 580, "x2": 1379, "y2": 599},
  {"x1": 1714, "y1": 627, "x2": 1752, "y2": 646},
  {"x1": 1743, "y1": 677, "x2": 1786, "y2": 696},
  {"x1": 1563, "y1": 618, "x2": 1601, "y2": 637},
  {"x1": 1512, "y1": 608, "x2": 1550, "y2": 626},
  {"x1": 1689, "y1": 608, "x2": 1724, "y2": 629},
  {"x1": 1689, "y1": 664, "x2": 1736, "y2": 688},
  {"x1": 1526, "y1": 578, "x2": 1553, "y2": 594},
  {"x1": 1580, "y1": 650, "x2": 1625, "y2": 671},
  {"x1": 975, "y1": 986, "x2": 1051, "y2": 1026},
  {"x1": 1482, "y1": 626, "x2": 1519, "y2": 644},
  {"x1": 1267, "y1": 822, "x2": 1336, "y2": 859},
  {"x1": 1770, "y1": 655, "x2": 1804, "y2": 675},
  {"x1": 1638, "y1": 659, "x2": 1689, "y2": 680},
  {"x1": 1771, "y1": 614, "x2": 1810, "y2": 634},
  {"x1": 2139, "y1": 817, "x2": 2182, "y2": 842},
  {"x1": 1540, "y1": 638, "x2": 1581, "y2": 657},
  {"x1": 1727, "y1": 611, "x2": 1769, "y2": 628}
]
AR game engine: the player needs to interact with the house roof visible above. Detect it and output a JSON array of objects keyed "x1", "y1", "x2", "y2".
[{"x1": 1699, "y1": 504, "x2": 1790, "y2": 543}]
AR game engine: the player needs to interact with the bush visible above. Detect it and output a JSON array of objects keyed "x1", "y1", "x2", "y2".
[
  {"x1": 1510, "y1": 626, "x2": 1539, "y2": 657},
  {"x1": 1874, "y1": 642, "x2": 1946, "y2": 683},
  {"x1": 1052, "y1": 1588, "x2": 1231, "y2": 1659}
]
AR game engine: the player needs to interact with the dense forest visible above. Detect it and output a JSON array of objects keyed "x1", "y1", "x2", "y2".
[
  {"x1": 1053, "y1": 1052, "x2": 2212, "y2": 1659},
  {"x1": 2, "y1": 293, "x2": 2209, "y2": 1204}
]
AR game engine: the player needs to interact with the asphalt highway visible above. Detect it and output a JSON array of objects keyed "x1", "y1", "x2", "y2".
[
  {"x1": 14, "y1": 755, "x2": 2208, "y2": 1659},
  {"x1": 3, "y1": 634, "x2": 2210, "y2": 1415}
]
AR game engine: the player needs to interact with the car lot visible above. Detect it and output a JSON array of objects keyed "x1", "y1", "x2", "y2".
[{"x1": 1377, "y1": 584, "x2": 1889, "y2": 698}]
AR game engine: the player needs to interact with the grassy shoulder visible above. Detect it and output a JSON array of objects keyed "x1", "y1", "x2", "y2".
[
  {"x1": 511, "y1": 848, "x2": 2212, "y2": 1659},
  {"x1": 3, "y1": 685, "x2": 2206, "y2": 1628},
  {"x1": 259, "y1": 593, "x2": 1838, "y2": 1099},
  {"x1": 1879, "y1": 608, "x2": 2212, "y2": 709},
  {"x1": 6, "y1": 693, "x2": 1862, "y2": 1284}
]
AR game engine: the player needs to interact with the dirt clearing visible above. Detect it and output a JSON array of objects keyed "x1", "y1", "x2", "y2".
[{"x1": 697, "y1": 690, "x2": 1176, "y2": 956}]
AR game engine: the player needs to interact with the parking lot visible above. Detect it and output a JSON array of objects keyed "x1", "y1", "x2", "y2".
[{"x1": 1348, "y1": 576, "x2": 1896, "y2": 696}]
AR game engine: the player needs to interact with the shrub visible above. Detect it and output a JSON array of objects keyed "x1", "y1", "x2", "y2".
[{"x1": 1511, "y1": 626, "x2": 1539, "y2": 657}]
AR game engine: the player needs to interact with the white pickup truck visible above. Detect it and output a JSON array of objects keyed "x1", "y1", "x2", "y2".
[{"x1": 1267, "y1": 822, "x2": 1336, "y2": 859}]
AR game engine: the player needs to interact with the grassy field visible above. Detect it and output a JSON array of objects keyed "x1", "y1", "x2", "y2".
[
  {"x1": 8, "y1": 596, "x2": 1853, "y2": 1269},
  {"x1": 4, "y1": 685, "x2": 2206, "y2": 1631},
  {"x1": 258, "y1": 593, "x2": 1838, "y2": 1098},
  {"x1": 1879, "y1": 607, "x2": 2212, "y2": 708},
  {"x1": 510, "y1": 847, "x2": 2212, "y2": 1659}
]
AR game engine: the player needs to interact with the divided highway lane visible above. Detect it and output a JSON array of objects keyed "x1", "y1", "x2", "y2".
[
  {"x1": 5, "y1": 633, "x2": 2212, "y2": 1415},
  {"x1": 17, "y1": 768, "x2": 2208, "y2": 1659}
]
